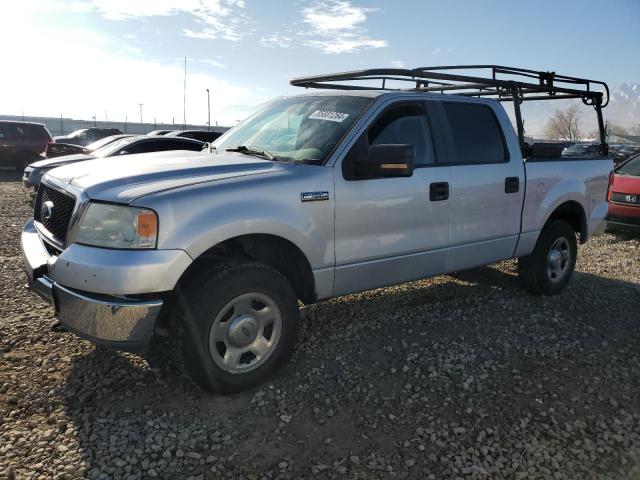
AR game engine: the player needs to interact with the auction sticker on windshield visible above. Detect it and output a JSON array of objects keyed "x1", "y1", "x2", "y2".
[{"x1": 308, "y1": 110, "x2": 350, "y2": 123}]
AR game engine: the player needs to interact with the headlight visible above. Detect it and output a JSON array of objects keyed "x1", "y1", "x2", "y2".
[
  {"x1": 24, "y1": 166, "x2": 33, "y2": 177},
  {"x1": 74, "y1": 203, "x2": 158, "y2": 249}
]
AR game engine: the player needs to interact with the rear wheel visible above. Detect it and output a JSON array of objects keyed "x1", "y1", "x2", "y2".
[
  {"x1": 518, "y1": 220, "x2": 577, "y2": 295},
  {"x1": 171, "y1": 260, "x2": 299, "y2": 393}
]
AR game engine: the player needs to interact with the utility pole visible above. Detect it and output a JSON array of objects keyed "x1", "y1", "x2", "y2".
[
  {"x1": 60, "y1": 114, "x2": 64, "y2": 136},
  {"x1": 92, "y1": 115, "x2": 97, "y2": 127},
  {"x1": 183, "y1": 57, "x2": 187, "y2": 131},
  {"x1": 138, "y1": 103, "x2": 144, "y2": 124},
  {"x1": 105, "y1": 110, "x2": 108, "y2": 122},
  {"x1": 206, "y1": 88, "x2": 211, "y2": 131}
]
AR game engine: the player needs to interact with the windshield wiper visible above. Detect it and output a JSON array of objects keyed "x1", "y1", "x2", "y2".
[{"x1": 225, "y1": 145, "x2": 277, "y2": 161}]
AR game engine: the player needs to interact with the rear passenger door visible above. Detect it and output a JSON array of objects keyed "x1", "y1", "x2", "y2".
[{"x1": 436, "y1": 101, "x2": 525, "y2": 272}]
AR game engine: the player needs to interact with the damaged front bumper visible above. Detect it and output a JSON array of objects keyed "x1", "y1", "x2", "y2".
[{"x1": 20, "y1": 219, "x2": 173, "y2": 351}]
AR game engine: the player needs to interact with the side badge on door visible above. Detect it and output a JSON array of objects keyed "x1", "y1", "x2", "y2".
[{"x1": 301, "y1": 191, "x2": 329, "y2": 202}]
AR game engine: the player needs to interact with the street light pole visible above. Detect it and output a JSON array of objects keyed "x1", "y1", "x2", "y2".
[
  {"x1": 206, "y1": 88, "x2": 211, "y2": 131},
  {"x1": 138, "y1": 103, "x2": 144, "y2": 124}
]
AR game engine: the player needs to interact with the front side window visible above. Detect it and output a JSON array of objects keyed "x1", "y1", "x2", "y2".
[
  {"x1": 94, "y1": 138, "x2": 133, "y2": 157},
  {"x1": 214, "y1": 95, "x2": 373, "y2": 163},
  {"x1": 0, "y1": 124, "x2": 17, "y2": 140},
  {"x1": 442, "y1": 102, "x2": 507, "y2": 164},
  {"x1": 368, "y1": 103, "x2": 434, "y2": 166}
]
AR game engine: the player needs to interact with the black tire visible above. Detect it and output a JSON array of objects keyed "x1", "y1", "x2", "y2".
[
  {"x1": 170, "y1": 260, "x2": 299, "y2": 393},
  {"x1": 518, "y1": 220, "x2": 577, "y2": 295}
]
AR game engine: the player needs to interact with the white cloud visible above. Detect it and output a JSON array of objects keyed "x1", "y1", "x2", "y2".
[
  {"x1": 194, "y1": 58, "x2": 227, "y2": 69},
  {"x1": 431, "y1": 48, "x2": 442, "y2": 55},
  {"x1": 391, "y1": 60, "x2": 406, "y2": 68},
  {"x1": 305, "y1": 37, "x2": 386, "y2": 55},
  {"x1": 260, "y1": 34, "x2": 293, "y2": 48},
  {"x1": 0, "y1": 11, "x2": 266, "y2": 126},
  {"x1": 88, "y1": 0, "x2": 248, "y2": 41},
  {"x1": 301, "y1": 1, "x2": 387, "y2": 54}
]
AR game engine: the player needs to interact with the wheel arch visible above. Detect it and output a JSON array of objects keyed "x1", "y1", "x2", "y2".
[
  {"x1": 177, "y1": 233, "x2": 316, "y2": 304},
  {"x1": 544, "y1": 200, "x2": 588, "y2": 244}
]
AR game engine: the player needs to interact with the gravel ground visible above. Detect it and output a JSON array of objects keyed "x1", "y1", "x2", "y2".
[{"x1": 1, "y1": 169, "x2": 639, "y2": 480}]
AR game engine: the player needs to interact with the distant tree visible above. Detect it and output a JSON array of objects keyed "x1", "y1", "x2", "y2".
[
  {"x1": 606, "y1": 122, "x2": 629, "y2": 136},
  {"x1": 544, "y1": 105, "x2": 581, "y2": 140},
  {"x1": 588, "y1": 121, "x2": 630, "y2": 140},
  {"x1": 630, "y1": 124, "x2": 640, "y2": 137}
]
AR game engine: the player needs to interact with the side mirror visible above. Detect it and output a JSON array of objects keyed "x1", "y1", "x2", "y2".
[{"x1": 353, "y1": 144, "x2": 414, "y2": 178}]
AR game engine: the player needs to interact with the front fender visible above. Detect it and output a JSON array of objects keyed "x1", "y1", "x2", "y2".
[
  {"x1": 138, "y1": 165, "x2": 335, "y2": 271},
  {"x1": 180, "y1": 199, "x2": 333, "y2": 268}
]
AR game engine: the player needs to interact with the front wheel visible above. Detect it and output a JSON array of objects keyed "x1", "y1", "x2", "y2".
[
  {"x1": 518, "y1": 220, "x2": 577, "y2": 295},
  {"x1": 171, "y1": 261, "x2": 299, "y2": 393}
]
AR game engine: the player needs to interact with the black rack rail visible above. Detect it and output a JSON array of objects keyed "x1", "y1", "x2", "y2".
[{"x1": 290, "y1": 65, "x2": 610, "y2": 156}]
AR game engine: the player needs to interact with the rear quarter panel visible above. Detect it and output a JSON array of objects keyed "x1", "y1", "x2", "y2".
[{"x1": 517, "y1": 158, "x2": 612, "y2": 256}]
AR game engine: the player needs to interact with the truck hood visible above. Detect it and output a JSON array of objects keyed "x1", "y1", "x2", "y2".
[
  {"x1": 30, "y1": 153, "x2": 96, "y2": 170},
  {"x1": 45, "y1": 150, "x2": 293, "y2": 203}
]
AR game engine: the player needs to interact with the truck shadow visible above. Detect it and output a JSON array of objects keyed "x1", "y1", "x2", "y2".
[{"x1": 60, "y1": 264, "x2": 640, "y2": 477}]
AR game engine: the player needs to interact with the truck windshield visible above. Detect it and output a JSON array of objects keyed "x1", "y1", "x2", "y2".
[{"x1": 213, "y1": 95, "x2": 373, "y2": 163}]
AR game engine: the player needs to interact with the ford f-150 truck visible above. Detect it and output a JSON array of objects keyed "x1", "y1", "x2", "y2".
[{"x1": 21, "y1": 66, "x2": 613, "y2": 393}]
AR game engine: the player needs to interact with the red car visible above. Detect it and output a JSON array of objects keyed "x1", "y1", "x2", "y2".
[{"x1": 607, "y1": 153, "x2": 640, "y2": 231}]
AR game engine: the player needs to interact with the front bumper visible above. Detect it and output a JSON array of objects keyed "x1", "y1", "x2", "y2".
[
  {"x1": 22, "y1": 170, "x2": 33, "y2": 188},
  {"x1": 21, "y1": 220, "x2": 173, "y2": 350}
]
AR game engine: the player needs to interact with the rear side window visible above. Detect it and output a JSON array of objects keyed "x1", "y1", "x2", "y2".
[
  {"x1": 126, "y1": 141, "x2": 161, "y2": 154},
  {"x1": 618, "y1": 154, "x2": 640, "y2": 176},
  {"x1": 441, "y1": 102, "x2": 507, "y2": 164},
  {"x1": 172, "y1": 140, "x2": 203, "y2": 151},
  {"x1": 368, "y1": 104, "x2": 435, "y2": 166},
  {"x1": 23, "y1": 124, "x2": 49, "y2": 141}
]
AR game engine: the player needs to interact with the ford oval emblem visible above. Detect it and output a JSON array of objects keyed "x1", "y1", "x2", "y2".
[{"x1": 43, "y1": 200, "x2": 54, "y2": 220}]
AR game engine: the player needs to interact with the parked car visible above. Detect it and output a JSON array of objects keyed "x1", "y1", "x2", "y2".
[
  {"x1": 45, "y1": 134, "x2": 134, "y2": 158},
  {"x1": 0, "y1": 121, "x2": 53, "y2": 170},
  {"x1": 607, "y1": 153, "x2": 640, "y2": 231},
  {"x1": 613, "y1": 145, "x2": 640, "y2": 165},
  {"x1": 146, "y1": 130, "x2": 174, "y2": 136},
  {"x1": 21, "y1": 66, "x2": 613, "y2": 394},
  {"x1": 166, "y1": 130, "x2": 224, "y2": 142},
  {"x1": 561, "y1": 143, "x2": 601, "y2": 158},
  {"x1": 53, "y1": 128, "x2": 123, "y2": 146},
  {"x1": 23, "y1": 135, "x2": 203, "y2": 189}
]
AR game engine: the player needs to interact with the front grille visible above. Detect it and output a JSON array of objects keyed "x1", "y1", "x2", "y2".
[{"x1": 34, "y1": 184, "x2": 76, "y2": 243}]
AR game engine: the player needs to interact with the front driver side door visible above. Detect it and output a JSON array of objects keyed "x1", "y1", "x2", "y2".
[{"x1": 333, "y1": 101, "x2": 451, "y2": 296}]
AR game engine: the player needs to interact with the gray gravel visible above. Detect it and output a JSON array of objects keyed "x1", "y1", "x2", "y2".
[{"x1": 1, "y1": 169, "x2": 639, "y2": 479}]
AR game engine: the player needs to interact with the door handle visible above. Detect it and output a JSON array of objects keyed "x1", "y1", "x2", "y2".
[
  {"x1": 429, "y1": 182, "x2": 449, "y2": 201},
  {"x1": 505, "y1": 177, "x2": 520, "y2": 193}
]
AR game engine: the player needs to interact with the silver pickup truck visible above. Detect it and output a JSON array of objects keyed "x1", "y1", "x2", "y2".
[{"x1": 21, "y1": 66, "x2": 613, "y2": 393}]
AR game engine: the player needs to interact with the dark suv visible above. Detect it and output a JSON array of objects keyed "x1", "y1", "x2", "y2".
[
  {"x1": 54, "y1": 128, "x2": 123, "y2": 146},
  {"x1": 0, "y1": 121, "x2": 53, "y2": 170}
]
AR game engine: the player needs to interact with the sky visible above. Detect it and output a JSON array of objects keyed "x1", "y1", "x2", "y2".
[{"x1": 2, "y1": 0, "x2": 639, "y2": 127}]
